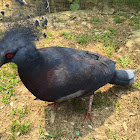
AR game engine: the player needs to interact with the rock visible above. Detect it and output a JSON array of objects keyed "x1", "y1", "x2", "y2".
[
  {"x1": 126, "y1": 29, "x2": 140, "y2": 52},
  {"x1": 16, "y1": 132, "x2": 21, "y2": 136},
  {"x1": 10, "y1": 102, "x2": 13, "y2": 107},
  {"x1": 1, "y1": 106, "x2": 4, "y2": 109},
  {"x1": 50, "y1": 111, "x2": 55, "y2": 124},
  {"x1": 70, "y1": 122, "x2": 74, "y2": 125},
  {"x1": 88, "y1": 125, "x2": 93, "y2": 129},
  {"x1": 59, "y1": 24, "x2": 65, "y2": 27},
  {"x1": 81, "y1": 22, "x2": 86, "y2": 25},
  {"x1": 123, "y1": 122, "x2": 128, "y2": 131}
]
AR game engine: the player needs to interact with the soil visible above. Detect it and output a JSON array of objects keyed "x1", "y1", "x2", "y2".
[{"x1": 0, "y1": 8, "x2": 140, "y2": 140}]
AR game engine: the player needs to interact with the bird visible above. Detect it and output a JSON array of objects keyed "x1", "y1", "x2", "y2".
[
  {"x1": 1, "y1": 11, "x2": 5, "y2": 16},
  {"x1": 45, "y1": 1, "x2": 49, "y2": 9},
  {"x1": 35, "y1": 19, "x2": 40, "y2": 27},
  {"x1": 43, "y1": 33, "x2": 47, "y2": 38},
  {"x1": 0, "y1": 25, "x2": 136, "y2": 124},
  {"x1": 15, "y1": 0, "x2": 27, "y2": 6},
  {"x1": 27, "y1": 15, "x2": 31, "y2": 19},
  {"x1": 5, "y1": 3, "x2": 9, "y2": 7},
  {"x1": 42, "y1": 18, "x2": 48, "y2": 27}
]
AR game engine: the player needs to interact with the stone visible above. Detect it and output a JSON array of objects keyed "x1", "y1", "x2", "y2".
[
  {"x1": 50, "y1": 111, "x2": 55, "y2": 124},
  {"x1": 1, "y1": 106, "x2": 4, "y2": 109},
  {"x1": 70, "y1": 122, "x2": 74, "y2": 125},
  {"x1": 81, "y1": 22, "x2": 86, "y2": 25},
  {"x1": 10, "y1": 102, "x2": 13, "y2": 107},
  {"x1": 88, "y1": 125, "x2": 93, "y2": 129},
  {"x1": 126, "y1": 29, "x2": 140, "y2": 52},
  {"x1": 123, "y1": 122, "x2": 128, "y2": 131}
]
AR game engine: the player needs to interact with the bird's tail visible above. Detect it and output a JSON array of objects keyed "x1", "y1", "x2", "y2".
[{"x1": 109, "y1": 69, "x2": 135, "y2": 85}]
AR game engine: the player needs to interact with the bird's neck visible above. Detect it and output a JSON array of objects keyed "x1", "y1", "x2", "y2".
[{"x1": 17, "y1": 48, "x2": 43, "y2": 74}]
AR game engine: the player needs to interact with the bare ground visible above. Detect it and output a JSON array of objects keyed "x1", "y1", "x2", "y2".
[{"x1": 0, "y1": 10, "x2": 140, "y2": 140}]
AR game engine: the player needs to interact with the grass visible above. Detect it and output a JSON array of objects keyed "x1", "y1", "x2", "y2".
[
  {"x1": 40, "y1": 128, "x2": 66, "y2": 139},
  {"x1": 0, "y1": 63, "x2": 20, "y2": 104},
  {"x1": 113, "y1": 14, "x2": 125, "y2": 23},
  {"x1": 129, "y1": 14, "x2": 140, "y2": 29},
  {"x1": 111, "y1": 0, "x2": 140, "y2": 9},
  {"x1": 11, "y1": 105, "x2": 29, "y2": 118},
  {"x1": 93, "y1": 91, "x2": 113, "y2": 107},
  {"x1": 116, "y1": 56, "x2": 130, "y2": 67},
  {"x1": 62, "y1": 32, "x2": 75, "y2": 40},
  {"x1": 71, "y1": 98, "x2": 86, "y2": 113},
  {"x1": 10, "y1": 120, "x2": 30, "y2": 140},
  {"x1": 77, "y1": 35, "x2": 89, "y2": 45},
  {"x1": 90, "y1": 17, "x2": 103, "y2": 24},
  {"x1": 133, "y1": 80, "x2": 140, "y2": 90},
  {"x1": 108, "y1": 26, "x2": 117, "y2": 35},
  {"x1": 108, "y1": 126, "x2": 118, "y2": 140}
]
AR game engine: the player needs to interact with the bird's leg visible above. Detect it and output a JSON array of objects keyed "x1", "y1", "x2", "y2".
[
  {"x1": 82, "y1": 94, "x2": 94, "y2": 125},
  {"x1": 46, "y1": 102, "x2": 58, "y2": 110}
]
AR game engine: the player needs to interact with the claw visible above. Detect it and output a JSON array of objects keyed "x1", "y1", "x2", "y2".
[
  {"x1": 81, "y1": 94, "x2": 94, "y2": 124},
  {"x1": 83, "y1": 111, "x2": 94, "y2": 125}
]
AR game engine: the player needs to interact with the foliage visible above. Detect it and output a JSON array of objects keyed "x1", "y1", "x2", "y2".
[
  {"x1": 11, "y1": 105, "x2": 29, "y2": 118},
  {"x1": 70, "y1": 0, "x2": 80, "y2": 11},
  {"x1": 116, "y1": 56, "x2": 131, "y2": 67},
  {"x1": 10, "y1": 120, "x2": 30, "y2": 140},
  {"x1": 111, "y1": 0, "x2": 140, "y2": 9},
  {"x1": 40, "y1": 128, "x2": 66, "y2": 139}
]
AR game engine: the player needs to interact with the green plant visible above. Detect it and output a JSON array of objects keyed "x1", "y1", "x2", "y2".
[
  {"x1": 130, "y1": 14, "x2": 140, "y2": 29},
  {"x1": 62, "y1": 32, "x2": 75, "y2": 40},
  {"x1": 1, "y1": 95, "x2": 10, "y2": 104},
  {"x1": 41, "y1": 128, "x2": 66, "y2": 139},
  {"x1": 122, "y1": 137, "x2": 127, "y2": 140},
  {"x1": 113, "y1": 15, "x2": 125, "y2": 23},
  {"x1": 77, "y1": 35, "x2": 89, "y2": 45},
  {"x1": 71, "y1": 98, "x2": 86, "y2": 113},
  {"x1": 111, "y1": 0, "x2": 140, "y2": 9},
  {"x1": 70, "y1": 0, "x2": 80, "y2": 11},
  {"x1": 44, "y1": 107, "x2": 47, "y2": 115},
  {"x1": 117, "y1": 56, "x2": 130, "y2": 67},
  {"x1": 38, "y1": 126, "x2": 44, "y2": 135},
  {"x1": 93, "y1": 92, "x2": 113, "y2": 107},
  {"x1": 108, "y1": 126, "x2": 118, "y2": 140},
  {"x1": 134, "y1": 80, "x2": 140, "y2": 90},
  {"x1": 108, "y1": 26, "x2": 117, "y2": 35},
  {"x1": 10, "y1": 120, "x2": 30, "y2": 140},
  {"x1": 11, "y1": 105, "x2": 29, "y2": 118},
  {"x1": 90, "y1": 17, "x2": 103, "y2": 24},
  {"x1": 56, "y1": 18, "x2": 65, "y2": 22}
]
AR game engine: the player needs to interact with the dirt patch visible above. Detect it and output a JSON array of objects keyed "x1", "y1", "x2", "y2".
[{"x1": 0, "y1": 10, "x2": 140, "y2": 140}]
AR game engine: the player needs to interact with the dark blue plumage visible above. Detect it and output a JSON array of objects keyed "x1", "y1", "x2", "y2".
[
  {"x1": 35, "y1": 19, "x2": 40, "y2": 27},
  {"x1": 5, "y1": 3, "x2": 9, "y2": 7},
  {"x1": 45, "y1": 1, "x2": 49, "y2": 8},
  {"x1": 42, "y1": 18, "x2": 48, "y2": 26},
  {"x1": 1, "y1": 11, "x2": 5, "y2": 16},
  {"x1": 15, "y1": 0, "x2": 27, "y2": 6},
  {"x1": 0, "y1": 25, "x2": 135, "y2": 124},
  {"x1": 43, "y1": 33, "x2": 47, "y2": 38}
]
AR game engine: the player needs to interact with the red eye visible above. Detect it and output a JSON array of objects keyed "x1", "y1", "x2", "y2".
[{"x1": 6, "y1": 53, "x2": 13, "y2": 59}]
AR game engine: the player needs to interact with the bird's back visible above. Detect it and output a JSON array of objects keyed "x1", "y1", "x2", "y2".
[{"x1": 19, "y1": 47, "x2": 116, "y2": 102}]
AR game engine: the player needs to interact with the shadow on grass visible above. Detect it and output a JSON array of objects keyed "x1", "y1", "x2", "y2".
[{"x1": 42, "y1": 84, "x2": 136, "y2": 139}]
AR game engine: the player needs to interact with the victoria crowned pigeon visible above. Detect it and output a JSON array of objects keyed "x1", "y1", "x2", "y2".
[{"x1": 0, "y1": 25, "x2": 135, "y2": 124}]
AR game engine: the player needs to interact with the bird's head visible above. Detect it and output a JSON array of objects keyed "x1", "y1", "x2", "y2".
[{"x1": 0, "y1": 24, "x2": 39, "y2": 67}]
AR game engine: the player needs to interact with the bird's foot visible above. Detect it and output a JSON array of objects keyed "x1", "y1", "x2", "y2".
[{"x1": 81, "y1": 110, "x2": 93, "y2": 125}]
